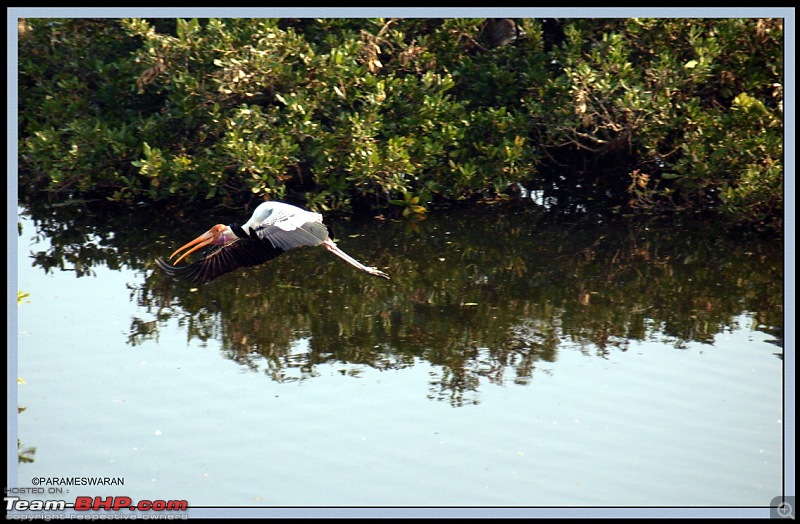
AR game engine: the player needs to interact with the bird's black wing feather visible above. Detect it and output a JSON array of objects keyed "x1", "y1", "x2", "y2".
[{"x1": 156, "y1": 237, "x2": 285, "y2": 285}]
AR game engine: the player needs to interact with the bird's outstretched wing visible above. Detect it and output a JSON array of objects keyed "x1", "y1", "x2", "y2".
[
  {"x1": 155, "y1": 237, "x2": 285, "y2": 285},
  {"x1": 252, "y1": 219, "x2": 329, "y2": 251}
]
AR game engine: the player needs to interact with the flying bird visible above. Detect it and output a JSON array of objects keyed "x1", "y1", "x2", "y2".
[{"x1": 155, "y1": 201, "x2": 390, "y2": 285}]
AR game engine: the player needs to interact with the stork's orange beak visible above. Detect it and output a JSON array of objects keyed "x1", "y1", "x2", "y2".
[{"x1": 170, "y1": 230, "x2": 216, "y2": 265}]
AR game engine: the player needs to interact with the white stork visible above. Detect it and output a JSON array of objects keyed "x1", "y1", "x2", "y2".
[{"x1": 155, "y1": 201, "x2": 390, "y2": 284}]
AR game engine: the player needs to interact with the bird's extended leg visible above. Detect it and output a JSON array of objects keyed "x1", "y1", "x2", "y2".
[{"x1": 323, "y1": 239, "x2": 389, "y2": 279}]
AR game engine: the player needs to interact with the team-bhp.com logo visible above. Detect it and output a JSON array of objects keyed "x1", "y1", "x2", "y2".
[{"x1": 6, "y1": 495, "x2": 188, "y2": 517}]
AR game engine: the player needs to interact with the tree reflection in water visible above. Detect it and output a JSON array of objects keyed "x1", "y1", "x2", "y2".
[{"x1": 19, "y1": 198, "x2": 783, "y2": 407}]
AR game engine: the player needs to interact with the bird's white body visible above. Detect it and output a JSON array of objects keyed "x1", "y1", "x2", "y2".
[
  {"x1": 242, "y1": 201, "x2": 328, "y2": 251},
  {"x1": 244, "y1": 201, "x2": 323, "y2": 235}
]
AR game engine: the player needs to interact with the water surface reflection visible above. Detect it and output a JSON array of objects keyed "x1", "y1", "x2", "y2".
[{"x1": 19, "y1": 199, "x2": 783, "y2": 407}]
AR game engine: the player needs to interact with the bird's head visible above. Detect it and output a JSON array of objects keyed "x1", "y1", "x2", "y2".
[{"x1": 170, "y1": 224, "x2": 232, "y2": 265}]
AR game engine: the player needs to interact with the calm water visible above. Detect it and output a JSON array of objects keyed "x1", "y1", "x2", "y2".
[{"x1": 12, "y1": 200, "x2": 785, "y2": 516}]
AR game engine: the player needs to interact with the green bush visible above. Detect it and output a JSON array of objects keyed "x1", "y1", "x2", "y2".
[
  {"x1": 523, "y1": 19, "x2": 783, "y2": 230},
  {"x1": 18, "y1": 18, "x2": 783, "y2": 230}
]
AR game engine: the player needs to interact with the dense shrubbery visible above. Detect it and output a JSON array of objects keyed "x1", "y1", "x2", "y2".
[{"x1": 18, "y1": 18, "x2": 783, "y2": 230}]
